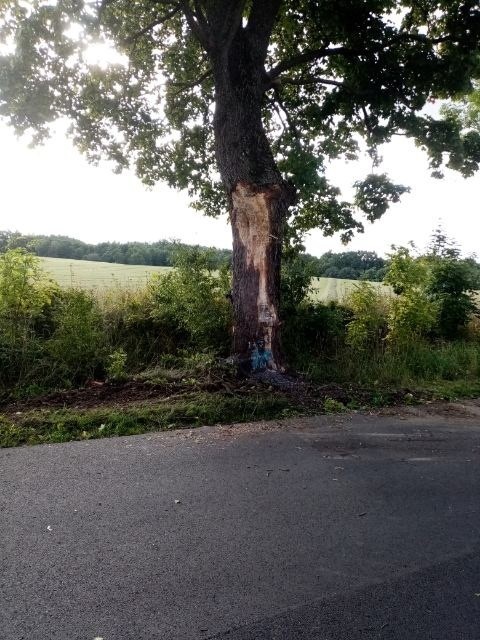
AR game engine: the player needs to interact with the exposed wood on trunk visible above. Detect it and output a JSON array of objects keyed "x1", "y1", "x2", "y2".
[{"x1": 231, "y1": 181, "x2": 282, "y2": 370}]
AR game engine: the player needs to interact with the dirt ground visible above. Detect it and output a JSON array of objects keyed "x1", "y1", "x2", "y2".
[{"x1": 0, "y1": 374, "x2": 433, "y2": 416}]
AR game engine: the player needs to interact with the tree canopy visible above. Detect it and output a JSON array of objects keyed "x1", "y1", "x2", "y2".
[{"x1": 1, "y1": 1, "x2": 480, "y2": 245}]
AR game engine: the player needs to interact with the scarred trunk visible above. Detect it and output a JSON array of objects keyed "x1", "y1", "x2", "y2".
[
  {"x1": 212, "y1": 30, "x2": 294, "y2": 372},
  {"x1": 230, "y1": 181, "x2": 287, "y2": 370}
]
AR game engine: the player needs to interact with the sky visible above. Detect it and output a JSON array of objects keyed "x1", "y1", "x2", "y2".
[{"x1": 1, "y1": 121, "x2": 479, "y2": 258}]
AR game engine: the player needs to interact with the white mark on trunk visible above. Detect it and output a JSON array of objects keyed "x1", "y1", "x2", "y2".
[{"x1": 232, "y1": 183, "x2": 278, "y2": 352}]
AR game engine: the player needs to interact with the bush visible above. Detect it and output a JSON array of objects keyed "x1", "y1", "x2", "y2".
[
  {"x1": 345, "y1": 282, "x2": 388, "y2": 351},
  {"x1": 384, "y1": 246, "x2": 428, "y2": 295},
  {"x1": 283, "y1": 301, "x2": 349, "y2": 367},
  {"x1": 106, "y1": 348, "x2": 128, "y2": 382},
  {"x1": 384, "y1": 247, "x2": 438, "y2": 345},
  {"x1": 427, "y1": 258, "x2": 478, "y2": 340},
  {"x1": 148, "y1": 246, "x2": 232, "y2": 354},
  {"x1": 101, "y1": 287, "x2": 167, "y2": 367},
  {"x1": 280, "y1": 254, "x2": 314, "y2": 315},
  {"x1": 0, "y1": 249, "x2": 57, "y2": 388},
  {"x1": 387, "y1": 289, "x2": 438, "y2": 346},
  {"x1": 47, "y1": 289, "x2": 106, "y2": 385}
]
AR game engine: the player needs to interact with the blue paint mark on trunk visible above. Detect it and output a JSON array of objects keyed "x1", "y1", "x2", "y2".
[{"x1": 251, "y1": 338, "x2": 273, "y2": 372}]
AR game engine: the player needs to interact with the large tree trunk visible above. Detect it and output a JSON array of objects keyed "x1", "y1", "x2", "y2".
[{"x1": 212, "y1": 32, "x2": 294, "y2": 373}]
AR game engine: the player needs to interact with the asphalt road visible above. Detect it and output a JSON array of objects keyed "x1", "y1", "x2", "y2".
[{"x1": 2, "y1": 403, "x2": 480, "y2": 639}]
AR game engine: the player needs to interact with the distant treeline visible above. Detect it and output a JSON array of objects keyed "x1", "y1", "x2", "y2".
[
  {"x1": 4, "y1": 230, "x2": 478, "y2": 283},
  {"x1": 0, "y1": 231, "x2": 231, "y2": 269},
  {"x1": 0, "y1": 230, "x2": 391, "y2": 280}
]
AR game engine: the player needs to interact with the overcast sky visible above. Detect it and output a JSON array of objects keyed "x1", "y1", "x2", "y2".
[{"x1": 1, "y1": 121, "x2": 479, "y2": 258}]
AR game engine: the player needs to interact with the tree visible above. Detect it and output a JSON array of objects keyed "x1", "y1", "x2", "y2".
[
  {"x1": 1, "y1": 1, "x2": 480, "y2": 370},
  {"x1": 426, "y1": 228, "x2": 478, "y2": 339}
]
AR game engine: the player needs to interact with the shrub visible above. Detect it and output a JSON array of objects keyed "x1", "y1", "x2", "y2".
[
  {"x1": 283, "y1": 302, "x2": 349, "y2": 365},
  {"x1": 384, "y1": 246, "x2": 438, "y2": 346},
  {"x1": 384, "y1": 245, "x2": 428, "y2": 295},
  {"x1": 280, "y1": 254, "x2": 314, "y2": 315},
  {"x1": 427, "y1": 258, "x2": 478, "y2": 340},
  {"x1": 101, "y1": 287, "x2": 167, "y2": 367},
  {"x1": 0, "y1": 249, "x2": 57, "y2": 388},
  {"x1": 106, "y1": 348, "x2": 128, "y2": 382},
  {"x1": 387, "y1": 289, "x2": 438, "y2": 346},
  {"x1": 47, "y1": 289, "x2": 106, "y2": 385},
  {"x1": 323, "y1": 397, "x2": 346, "y2": 413},
  {"x1": 148, "y1": 246, "x2": 232, "y2": 354},
  {"x1": 345, "y1": 282, "x2": 388, "y2": 351}
]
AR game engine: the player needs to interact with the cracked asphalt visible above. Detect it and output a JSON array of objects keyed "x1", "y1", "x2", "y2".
[{"x1": 2, "y1": 402, "x2": 480, "y2": 639}]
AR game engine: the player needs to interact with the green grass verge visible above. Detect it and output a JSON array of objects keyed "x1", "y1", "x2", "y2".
[
  {"x1": 2, "y1": 380, "x2": 479, "y2": 448},
  {"x1": 418, "y1": 379, "x2": 480, "y2": 401},
  {"x1": 0, "y1": 392, "x2": 296, "y2": 448}
]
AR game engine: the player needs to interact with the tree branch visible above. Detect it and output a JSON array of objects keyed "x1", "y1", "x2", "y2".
[
  {"x1": 169, "y1": 68, "x2": 212, "y2": 96},
  {"x1": 268, "y1": 32, "x2": 462, "y2": 81},
  {"x1": 270, "y1": 75, "x2": 344, "y2": 89},
  {"x1": 246, "y1": 0, "x2": 282, "y2": 65},
  {"x1": 273, "y1": 88, "x2": 300, "y2": 140},
  {"x1": 180, "y1": 1, "x2": 212, "y2": 51},
  {"x1": 268, "y1": 46, "x2": 358, "y2": 80},
  {"x1": 122, "y1": 4, "x2": 182, "y2": 44}
]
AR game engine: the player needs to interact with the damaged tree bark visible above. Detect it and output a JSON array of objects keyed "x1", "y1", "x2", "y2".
[
  {"x1": 230, "y1": 181, "x2": 291, "y2": 371},
  {"x1": 211, "y1": 25, "x2": 295, "y2": 372}
]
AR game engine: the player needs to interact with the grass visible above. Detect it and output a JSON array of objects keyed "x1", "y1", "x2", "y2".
[
  {"x1": 3, "y1": 375, "x2": 479, "y2": 449},
  {"x1": 0, "y1": 391, "x2": 295, "y2": 448},
  {"x1": 300, "y1": 340, "x2": 480, "y2": 388},
  {"x1": 309, "y1": 277, "x2": 390, "y2": 303},
  {"x1": 41, "y1": 256, "x2": 391, "y2": 302},
  {"x1": 2, "y1": 344, "x2": 480, "y2": 448},
  {"x1": 38, "y1": 258, "x2": 480, "y2": 307},
  {"x1": 40, "y1": 257, "x2": 172, "y2": 289},
  {"x1": 38, "y1": 257, "x2": 376, "y2": 300}
]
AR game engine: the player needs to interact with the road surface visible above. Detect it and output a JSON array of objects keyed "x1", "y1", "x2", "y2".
[{"x1": 2, "y1": 402, "x2": 480, "y2": 639}]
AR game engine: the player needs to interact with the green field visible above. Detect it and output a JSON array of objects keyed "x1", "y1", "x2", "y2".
[
  {"x1": 309, "y1": 276, "x2": 390, "y2": 303},
  {"x1": 40, "y1": 256, "x2": 390, "y2": 302},
  {"x1": 40, "y1": 257, "x2": 172, "y2": 289}
]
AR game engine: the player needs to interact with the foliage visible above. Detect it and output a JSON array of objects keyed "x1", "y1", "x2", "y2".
[
  {"x1": 0, "y1": 230, "x2": 395, "y2": 282},
  {"x1": 0, "y1": 245, "x2": 479, "y2": 405},
  {"x1": 280, "y1": 254, "x2": 314, "y2": 315},
  {"x1": 0, "y1": 2, "x2": 479, "y2": 243},
  {"x1": 47, "y1": 289, "x2": 106, "y2": 385},
  {"x1": 0, "y1": 249, "x2": 57, "y2": 388},
  {"x1": 323, "y1": 397, "x2": 347, "y2": 413},
  {"x1": 310, "y1": 250, "x2": 387, "y2": 281},
  {"x1": 283, "y1": 302, "x2": 350, "y2": 363},
  {"x1": 101, "y1": 286, "x2": 171, "y2": 366},
  {"x1": 304, "y1": 339, "x2": 480, "y2": 388},
  {"x1": 148, "y1": 246, "x2": 232, "y2": 354},
  {"x1": 384, "y1": 246, "x2": 429, "y2": 295},
  {"x1": 353, "y1": 174, "x2": 410, "y2": 223},
  {"x1": 427, "y1": 257, "x2": 479, "y2": 340},
  {"x1": 0, "y1": 247, "x2": 233, "y2": 396},
  {"x1": 345, "y1": 282, "x2": 387, "y2": 351},
  {"x1": 0, "y1": 248, "x2": 56, "y2": 324},
  {"x1": 106, "y1": 348, "x2": 128, "y2": 382},
  {"x1": 388, "y1": 289, "x2": 439, "y2": 346},
  {"x1": 384, "y1": 246, "x2": 438, "y2": 344}
]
